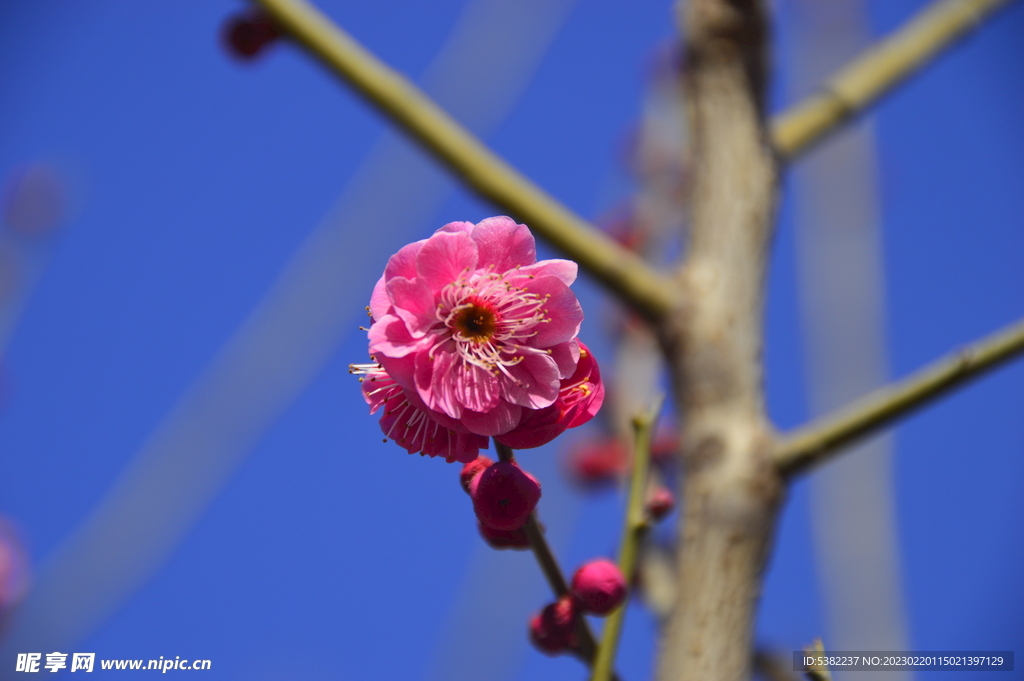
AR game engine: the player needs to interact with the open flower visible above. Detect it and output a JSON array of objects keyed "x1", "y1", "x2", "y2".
[
  {"x1": 494, "y1": 341, "x2": 604, "y2": 449},
  {"x1": 353, "y1": 363, "x2": 487, "y2": 463},
  {"x1": 368, "y1": 217, "x2": 583, "y2": 437}
]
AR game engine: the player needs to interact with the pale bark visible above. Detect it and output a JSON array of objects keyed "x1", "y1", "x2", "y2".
[{"x1": 656, "y1": 1, "x2": 782, "y2": 679}]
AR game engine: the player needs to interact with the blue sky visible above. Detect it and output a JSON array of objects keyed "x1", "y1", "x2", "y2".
[{"x1": 0, "y1": 1, "x2": 1021, "y2": 679}]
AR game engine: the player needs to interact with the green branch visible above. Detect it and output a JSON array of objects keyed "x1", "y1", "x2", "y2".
[
  {"x1": 591, "y1": 397, "x2": 663, "y2": 681},
  {"x1": 771, "y1": 0, "x2": 1018, "y2": 161},
  {"x1": 249, "y1": 0, "x2": 673, "y2": 320},
  {"x1": 776, "y1": 317, "x2": 1024, "y2": 476}
]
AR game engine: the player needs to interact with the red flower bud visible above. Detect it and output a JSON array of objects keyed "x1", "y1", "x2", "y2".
[
  {"x1": 222, "y1": 10, "x2": 281, "y2": 60},
  {"x1": 477, "y1": 522, "x2": 530, "y2": 550},
  {"x1": 647, "y1": 486, "x2": 675, "y2": 522},
  {"x1": 459, "y1": 455, "x2": 494, "y2": 494},
  {"x1": 563, "y1": 438, "x2": 629, "y2": 488},
  {"x1": 529, "y1": 596, "x2": 579, "y2": 655},
  {"x1": 651, "y1": 429, "x2": 681, "y2": 467},
  {"x1": 571, "y1": 558, "x2": 626, "y2": 615},
  {"x1": 469, "y1": 462, "x2": 541, "y2": 531}
]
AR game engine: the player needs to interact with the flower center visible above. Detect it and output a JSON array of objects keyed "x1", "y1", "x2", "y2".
[
  {"x1": 434, "y1": 273, "x2": 551, "y2": 374},
  {"x1": 451, "y1": 298, "x2": 498, "y2": 342}
]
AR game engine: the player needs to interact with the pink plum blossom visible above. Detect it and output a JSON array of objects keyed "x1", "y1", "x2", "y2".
[
  {"x1": 354, "y1": 363, "x2": 487, "y2": 464},
  {"x1": 367, "y1": 217, "x2": 583, "y2": 438},
  {"x1": 494, "y1": 341, "x2": 605, "y2": 449}
]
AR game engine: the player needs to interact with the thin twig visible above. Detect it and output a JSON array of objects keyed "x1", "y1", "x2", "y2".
[
  {"x1": 493, "y1": 442, "x2": 615, "y2": 678},
  {"x1": 249, "y1": 0, "x2": 673, "y2": 320},
  {"x1": 591, "y1": 397, "x2": 663, "y2": 681},
  {"x1": 771, "y1": 0, "x2": 1018, "y2": 161},
  {"x1": 776, "y1": 316, "x2": 1024, "y2": 475}
]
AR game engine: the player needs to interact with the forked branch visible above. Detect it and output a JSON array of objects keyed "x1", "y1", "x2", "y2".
[
  {"x1": 772, "y1": 0, "x2": 1018, "y2": 161},
  {"x1": 249, "y1": 0, "x2": 673, "y2": 320},
  {"x1": 776, "y1": 317, "x2": 1024, "y2": 475}
]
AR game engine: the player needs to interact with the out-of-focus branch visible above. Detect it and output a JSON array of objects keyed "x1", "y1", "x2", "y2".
[
  {"x1": 772, "y1": 0, "x2": 1018, "y2": 161},
  {"x1": 776, "y1": 317, "x2": 1024, "y2": 475},
  {"x1": 591, "y1": 398, "x2": 663, "y2": 681},
  {"x1": 249, "y1": 0, "x2": 673, "y2": 320}
]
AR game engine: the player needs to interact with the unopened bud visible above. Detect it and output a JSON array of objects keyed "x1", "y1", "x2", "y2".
[
  {"x1": 469, "y1": 461, "x2": 541, "y2": 531},
  {"x1": 222, "y1": 10, "x2": 281, "y2": 60},
  {"x1": 571, "y1": 558, "x2": 626, "y2": 615},
  {"x1": 647, "y1": 486, "x2": 675, "y2": 522},
  {"x1": 478, "y1": 522, "x2": 530, "y2": 550},
  {"x1": 529, "y1": 596, "x2": 579, "y2": 655},
  {"x1": 459, "y1": 455, "x2": 494, "y2": 494},
  {"x1": 563, "y1": 439, "x2": 628, "y2": 489}
]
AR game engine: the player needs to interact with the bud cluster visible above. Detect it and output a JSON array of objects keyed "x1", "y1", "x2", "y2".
[{"x1": 529, "y1": 558, "x2": 628, "y2": 656}]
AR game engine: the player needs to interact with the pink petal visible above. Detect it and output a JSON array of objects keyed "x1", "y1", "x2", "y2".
[
  {"x1": 500, "y1": 352, "x2": 560, "y2": 409},
  {"x1": 494, "y1": 406, "x2": 565, "y2": 449},
  {"x1": 460, "y1": 400, "x2": 523, "y2": 437},
  {"x1": 360, "y1": 369, "x2": 398, "y2": 413},
  {"x1": 437, "y1": 221, "x2": 474, "y2": 235},
  {"x1": 378, "y1": 353, "x2": 416, "y2": 391},
  {"x1": 428, "y1": 351, "x2": 465, "y2": 420},
  {"x1": 413, "y1": 346, "x2": 439, "y2": 411},
  {"x1": 369, "y1": 275, "x2": 391, "y2": 322},
  {"x1": 515, "y1": 259, "x2": 578, "y2": 286},
  {"x1": 448, "y1": 432, "x2": 490, "y2": 464},
  {"x1": 416, "y1": 230, "x2": 478, "y2": 291},
  {"x1": 374, "y1": 381, "x2": 486, "y2": 462},
  {"x1": 549, "y1": 339, "x2": 580, "y2": 380},
  {"x1": 453, "y1": 361, "x2": 501, "y2": 413},
  {"x1": 564, "y1": 378, "x2": 604, "y2": 428},
  {"x1": 387, "y1": 276, "x2": 436, "y2": 337},
  {"x1": 471, "y1": 216, "x2": 536, "y2": 271},
  {"x1": 523, "y1": 276, "x2": 583, "y2": 347},
  {"x1": 384, "y1": 239, "x2": 424, "y2": 281},
  {"x1": 368, "y1": 315, "x2": 427, "y2": 359}
]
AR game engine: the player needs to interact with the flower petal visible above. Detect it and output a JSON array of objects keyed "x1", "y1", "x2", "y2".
[
  {"x1": 460, "y1": 400, "x2": 522, "y2": 436},
  {"x1": 428, "y1": 351, "x2": 465, "y2": 420},
  {"x1": 453, "y1": 361, "x2": 500, "y2": 413},
  {"x1": 524, "y1": 276, "x2": 584, "y2": 347},
  {"x1": 384, "y1": 239, "x2": 424, "y2": 281},
  {"x1": 416, "y1": 230, "x2": 478, "y2": 291},
  {"x1": 500, "y1": 352, "x2": 560, "y2": 409},
  {"x1": 368, "y1": 314, "x2": 427, "y2": 358},
  {"x1": 471, "y1": 216, "x2": 536, "y2": 271},
  {"x1": 378, "y1": 353, "x2": 416, "y2": 391},
  {"x1": 437, "y1": 221, "x2": 474, "y2": 235},
  {"x1": 387, "y1": 276, "x2": 436, "y2": 337},
  {"x1": 494, "y1": 405, "x2": 565, "y2": 449},
  {"x1": 516, "y1": 259, "x2": 578, "y2": 286},
  {"x1": 549, "y1": 339, "x2": 581, "y2": 380},
  {"x1": 369, "y1": 276, "x2": 391, "y2": 322}
]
